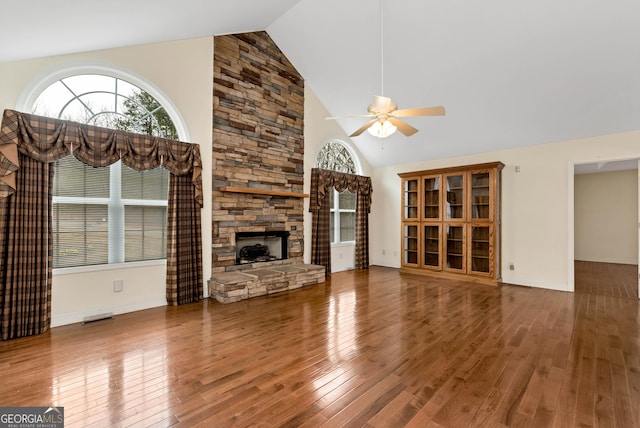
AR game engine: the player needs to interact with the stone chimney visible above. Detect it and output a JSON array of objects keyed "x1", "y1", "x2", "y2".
[{"x1": 212, "y1": 32, "x2": 305, "y2": 274}]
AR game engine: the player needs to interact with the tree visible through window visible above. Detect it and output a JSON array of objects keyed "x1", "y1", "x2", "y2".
[
  {"x1": 315, "y1": 140, "x2": 357, "y2": 244},
  {"x1": 32, "y1": 74, "x2": 176, "y2": 268}
]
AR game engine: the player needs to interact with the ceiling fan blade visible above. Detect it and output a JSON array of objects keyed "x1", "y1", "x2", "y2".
[
  {"x1": 325, "y1": 113, "x2": 374, "y2": 120},
  {"x1": 393, "y1": 106, "x2": 446, "y2": 117},
  {"x1": 389, "y1": 118, "x2": 419, "y2": 137},
  {"x1": 350, "y1": 119, "x2": 378, "y2": 137}
]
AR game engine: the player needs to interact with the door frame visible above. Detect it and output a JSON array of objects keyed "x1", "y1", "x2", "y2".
[{"x1": 568, "y1": 157, "x2": 640, "y2": 297}]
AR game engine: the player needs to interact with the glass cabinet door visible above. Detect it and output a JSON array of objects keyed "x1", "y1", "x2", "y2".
[
  {"x1": 422, "y1": 224, "x2": 441, "y2": 269},
  {"x1": 469, "y1": 225, "x2": 492, "y2": 275},
  {"x1": 444, "y1": 225, "x2": 465, "y2": 271},
  {"x1": 402, "y1": 223, "x2": 420, "y2": 266},
  {"x1": 403, "y1": 178, "x2": 420, "y2": 220},
  {"x1": 445, "y1": 174, "x2": 465, "y2": 220},
  {"x1": 470, "y1": 171, "x2": 491, "y2": 220},
  {"x1": 422, "y1": 175, "x2": 441, "y2": 220}
]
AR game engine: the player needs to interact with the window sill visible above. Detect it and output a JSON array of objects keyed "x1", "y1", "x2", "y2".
[
  {"x1": 52, "y1": 259, "x2": 167, "y2": 276},
  {"x1": 331, "y1": 241, "x2": 355, "y2": 248}
]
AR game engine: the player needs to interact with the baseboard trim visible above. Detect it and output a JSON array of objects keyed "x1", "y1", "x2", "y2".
[{"x1": 51, "y1": 298, "x2": 167, "y2": 328}]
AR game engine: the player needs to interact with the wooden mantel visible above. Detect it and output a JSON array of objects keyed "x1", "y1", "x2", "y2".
[{"x1": 219, "y1": 186, "x2": 309, "y2": 199}]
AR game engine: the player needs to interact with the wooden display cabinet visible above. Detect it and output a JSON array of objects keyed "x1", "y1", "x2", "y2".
[{"x1": 399, "y1": 161, "x2": 504, "y2": 285}]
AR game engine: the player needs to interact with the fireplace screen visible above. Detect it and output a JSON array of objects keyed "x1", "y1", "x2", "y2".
[
  {"x1": 239, "y1": 244, "x2": 271, "y2": 262},
  {"x1": 235, "y1": 231, "x2": 289, "y2": 264}
]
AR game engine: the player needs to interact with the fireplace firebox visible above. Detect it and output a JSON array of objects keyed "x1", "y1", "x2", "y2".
[{"x1": 235, "y1": 231, "x2": 289, "y2": 265}]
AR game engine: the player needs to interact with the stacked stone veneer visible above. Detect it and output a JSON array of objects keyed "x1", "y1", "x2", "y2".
[
  {"x1": 209, "y1": 264, "x2": 325, "y2": 304},
  {"x1": 212, "y1": 31, "x2": 306, "y2": 275}
]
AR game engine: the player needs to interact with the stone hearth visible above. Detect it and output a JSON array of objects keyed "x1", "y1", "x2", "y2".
[{"x1": 208, "y1": 264, "x2": 325, "y2": 304}]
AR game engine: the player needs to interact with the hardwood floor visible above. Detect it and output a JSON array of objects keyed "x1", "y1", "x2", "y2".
[
  {"x1": 575, "y1": 260, "x2": 638, "y2": 299},
  {"x1": 1, "y1": 266, "x2": 639, "y2": 427}
]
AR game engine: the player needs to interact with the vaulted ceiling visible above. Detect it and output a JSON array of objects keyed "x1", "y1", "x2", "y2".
[{"x1": 3, "y1": 0, "x2": 639, "y2": 168}]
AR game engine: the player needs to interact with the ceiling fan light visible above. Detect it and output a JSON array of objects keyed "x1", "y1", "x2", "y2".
[{"x1": 367, "y1": 120, "x2": 397, "y2": 138}]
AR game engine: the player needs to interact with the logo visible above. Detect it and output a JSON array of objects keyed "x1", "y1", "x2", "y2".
[{"x1": 0, "y1": 406, "x2": 64, "y2": 428}]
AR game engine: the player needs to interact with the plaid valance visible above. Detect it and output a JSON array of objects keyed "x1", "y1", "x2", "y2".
[
  {"x1": 0, "y1": 109, "x2": 202, "y2": 206},
  {"x1": 309, "y1": 167, "x2": 372, "y2": 214}
]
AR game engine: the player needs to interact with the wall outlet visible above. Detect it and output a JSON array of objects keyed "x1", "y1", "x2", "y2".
[
  {"x1": 509, "y1": 263, "x2": 515, "y2": 271},
  {"x1": 113, "y1": 279, "x2": 123, "y2": 292}
]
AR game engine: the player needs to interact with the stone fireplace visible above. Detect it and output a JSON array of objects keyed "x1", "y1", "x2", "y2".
[
  {"x1": 211, "y1": 31, "x2": 306, "y2": 274},
  {"x1": 209, "y1": 31, "x2": 325, "y2": 303}
]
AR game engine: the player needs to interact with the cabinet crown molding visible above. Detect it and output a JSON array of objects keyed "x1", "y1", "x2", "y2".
[{"x1": 398, "y1": 161, "x2": 504, "y2": 178}]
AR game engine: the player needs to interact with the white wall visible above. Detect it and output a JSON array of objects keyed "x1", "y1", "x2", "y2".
[
  {"x1": 371, "y1": 131, "x2": 640, "y2": 291},
  {"x1": 574, "y1": 170, "x2": 638, "y2": 264},
  {"x1": 303, "y1": 85, "x2": 373, "y2": 272},
  {"x1": 0, "y1": 37, "x2": 213, "y2": 326}
]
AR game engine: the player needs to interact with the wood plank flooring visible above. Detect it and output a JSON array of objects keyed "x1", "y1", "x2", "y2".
[
  {"x1": 575, "y1": 260, "x2": 638, "y2": 299},
  {"x1": 1, "y1": 265, "x2": 639, "y2": 427}
]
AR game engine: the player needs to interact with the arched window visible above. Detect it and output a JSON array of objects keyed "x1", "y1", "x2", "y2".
[
  {"x1": 315, "y1": 140, "x2": 358, "y2": 244},
  {"x1": 31, "y1": 74, "x2": 176, "y2": 268}
]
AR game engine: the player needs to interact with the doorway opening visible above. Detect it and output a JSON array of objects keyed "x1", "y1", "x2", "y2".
[{"x1": 572, "y1": 159, "x2": 639, "y2": 298}]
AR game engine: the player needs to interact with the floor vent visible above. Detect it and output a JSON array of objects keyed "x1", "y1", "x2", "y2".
[{"x1": 82, "y1": 313, "x2": 113, "y2": 324}]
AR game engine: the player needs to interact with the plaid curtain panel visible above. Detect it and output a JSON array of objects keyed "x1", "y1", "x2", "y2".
[
  {"x1": 166, "y1": 174, "x2": 203, "y2": 305},
  {"x1": 0, "y1": 154, "x2": 54, "y2": 340},
  {"x1": 354, "y1": 179, "x2": 371, "y2": 270},
  {"x1": 310, "y1": 168, "x2": 332, "y2": 273},
  {"x1": 0, "y1": 110, "x2": 204, "y2": 339},
  {"x1": 309, "y1": 168, "x2": 372, "y2": 274}
]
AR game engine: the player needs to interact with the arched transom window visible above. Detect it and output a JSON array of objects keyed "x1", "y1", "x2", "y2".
[{"x1": 315, "y1": 140, "x2": 356, "y2": 174}]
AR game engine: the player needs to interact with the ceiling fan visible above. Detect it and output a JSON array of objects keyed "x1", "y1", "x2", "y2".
[
  {"x1": 329, "y1": 96, "x2": 446, "y2": 138},
  {"x1": 326, "y1": 1, "x2": 445, "y2": 139}
]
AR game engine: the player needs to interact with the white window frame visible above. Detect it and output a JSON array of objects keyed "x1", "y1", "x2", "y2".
[
  {"x1": 330, "y1": 190, "x2": 356, "y2": 245},
  {"x1": 315, "y1": 139, "x2": 360, "y2": 246},
  {"x1": 52, "y1": 162, "x2": 169, "y2": 266}
]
